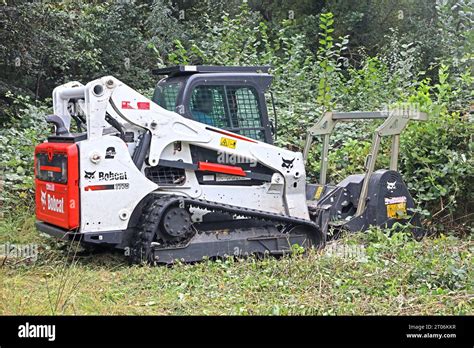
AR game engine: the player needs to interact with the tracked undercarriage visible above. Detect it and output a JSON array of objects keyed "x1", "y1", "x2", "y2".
[{"x1": 130, "y1": 194, "x2": 325, "y2": 264}]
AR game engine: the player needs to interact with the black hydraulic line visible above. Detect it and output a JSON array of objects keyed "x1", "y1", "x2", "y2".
[
  {"x1": 77, "y1": 113, "x2": 86, "y2": 124},
  {"x1": 68, "y1": 98, "x2": 86, "y2": 130},
  {"x1": 132, "y1": 131, "x2": 151, "y2": 169},
  {"x1": 71, "y1": 114, "x2": 83, "y2": 132},
  {"x1": 270, "y1": 91, "x2": 278, "y2": 140},
  {"x1": 109, "y1": 98, "x2": 127, "y2": 121},
  {"x1": 105, "y1": 113, "x2": 125, "y2": 140},
  {"x1": 109, "y1": 98, "x2": 151, "y2": 169}
]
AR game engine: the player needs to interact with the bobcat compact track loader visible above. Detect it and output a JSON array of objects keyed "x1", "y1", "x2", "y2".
[{"x1": 34, "y1": 65, "x2": 426, "y2": 264}]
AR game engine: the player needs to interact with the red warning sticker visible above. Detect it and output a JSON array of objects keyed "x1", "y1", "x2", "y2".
[
  {"x1": 137, "y1": 102, "x2": 150, "y2": 110},
  {"x1": 121, "y1": 101, "x2": 150, "y2": 110},
  {"x1": 121, "y1": 101, "x2": 133, "y2": 109}
]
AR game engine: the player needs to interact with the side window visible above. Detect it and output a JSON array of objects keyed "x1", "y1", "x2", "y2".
[
  {"x1": 226, "y1": 86, "x2": 264, "y2": 140},
  {"x1": 153, "y1": 82, "x2": 181, "y2": 111},
  {"x1": 188, "y1": 84, "x2": 265, "y2": 141},
  {"x1": 189, "y1": 86, "x2": 228, "y2": 128}
]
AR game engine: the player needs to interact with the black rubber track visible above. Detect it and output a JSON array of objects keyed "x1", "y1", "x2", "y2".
[{"x1": 130, "y1": 194, "x2": 324, "y2": 264}]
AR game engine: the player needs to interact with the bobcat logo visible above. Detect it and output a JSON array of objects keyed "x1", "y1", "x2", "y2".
[
  {"x1": 84, "y1": 171, "x2": 96, "y2": 180},
  {"x1": 40, "y1": 190, "x2": 47, "y2": 208},
  {"x1": 281, "y1": 158, "x2": 295, "y2": 169},
  {"x1": 387, "y1": 181, "x2": 397, "y2": 191}
]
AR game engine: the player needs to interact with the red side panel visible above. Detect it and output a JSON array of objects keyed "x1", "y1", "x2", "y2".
[
  {"x1": 198, "y1": 161, "x2": 246, "y2": 176},
  {"x1": 35, "y1": 142, "x2": 80, "y2": 230}
]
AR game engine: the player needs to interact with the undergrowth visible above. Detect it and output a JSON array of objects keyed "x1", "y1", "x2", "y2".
[{"x1": 0, "y1": 213, "x2": 472, "y2": 315}]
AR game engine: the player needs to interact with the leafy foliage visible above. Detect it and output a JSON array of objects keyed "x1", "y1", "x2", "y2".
[
  {"x1": 400, "y1": 67, "x2": 473, "y2": 224},
  {"x1": 0, "y1": 94, "x2": 49, "y2": 209},
  {"x1": 0, "y1": 1, "x2": 180, "y2": 104}
]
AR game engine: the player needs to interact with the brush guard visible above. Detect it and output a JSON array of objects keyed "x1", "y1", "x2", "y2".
[{"x1": 303, "y1": 108, "x2": 427, "y2": 237}]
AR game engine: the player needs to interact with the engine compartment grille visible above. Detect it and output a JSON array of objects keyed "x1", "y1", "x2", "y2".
[{"x1": 145, "y1": 165, "x2": 186, "y2": 185}]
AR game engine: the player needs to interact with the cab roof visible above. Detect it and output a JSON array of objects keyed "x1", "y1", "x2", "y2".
[{"x1": 152, "y1": 65, "x2": 271, "y2": 77}]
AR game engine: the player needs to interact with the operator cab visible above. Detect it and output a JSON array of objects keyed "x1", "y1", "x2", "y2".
[{"x1": 152, "y1": 65, "x2": 274, "y2": 143}]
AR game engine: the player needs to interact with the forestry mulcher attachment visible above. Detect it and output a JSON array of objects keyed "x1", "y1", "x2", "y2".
[{"x1": 34, "y1": 66, "x2": 426, "y2": 263}]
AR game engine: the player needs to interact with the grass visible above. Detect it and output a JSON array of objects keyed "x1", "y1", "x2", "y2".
[{"x1": 0, "y1": 212, "x2": 472, "y2": 315}]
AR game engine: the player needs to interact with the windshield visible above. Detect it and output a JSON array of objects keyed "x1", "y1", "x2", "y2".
[{"x1": 152, "y1": 81, "x2": 181, "y2": 111}]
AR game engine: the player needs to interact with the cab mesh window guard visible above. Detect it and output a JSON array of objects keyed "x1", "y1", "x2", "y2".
[
  {"x1": 153, "y1": 82, "x2": 181, "y2": 111},
  {"x1": 189, "y1": 85, "x2": 265, "y2": 141}
]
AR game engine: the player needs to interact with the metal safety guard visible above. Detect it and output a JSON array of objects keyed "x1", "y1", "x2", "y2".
[{"x1": 303, "y1": 108, "x2": 427, "y2": 216}]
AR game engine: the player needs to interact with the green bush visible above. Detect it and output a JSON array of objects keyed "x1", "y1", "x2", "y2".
[
  {"x1": 400, "y1": 113, "x2": 473, "y2": 220},
  {"x1": 0, "y1": 94, "x2": 49, "y2": 211}
]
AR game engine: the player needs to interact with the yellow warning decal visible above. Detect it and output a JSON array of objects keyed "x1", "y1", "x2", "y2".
[
  {"x1": 385, "y1": 196, "x2": 407, "y2": 219},
  {"x1": 314, "y1": 186, "x2": 324, "y2": 200},
  {"x1": 220, "y1": 137, "x2": 237, "y2": 149}
]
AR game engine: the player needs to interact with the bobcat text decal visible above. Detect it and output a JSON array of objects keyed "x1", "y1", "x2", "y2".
[
  {"x1": 83, "y1": 170, "x2": 129, "y2": 191},
  {"x1": 84, "y1": 171, "x2": 128, "y2": 181},
  {"x1": 99, "y1": 171, "x2": 128, "y2": 181},
  {"x1": 40, "y1": 190, "x2": 64, "y2": 213}
]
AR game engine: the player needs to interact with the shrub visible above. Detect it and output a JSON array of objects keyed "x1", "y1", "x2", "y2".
[{"x1": 0, "y1": 94, "x2": 49, "y2": 212}]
